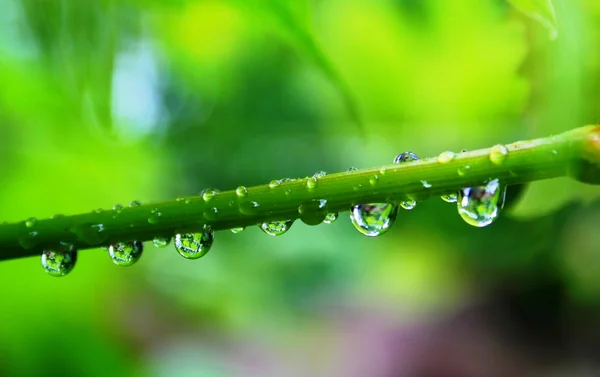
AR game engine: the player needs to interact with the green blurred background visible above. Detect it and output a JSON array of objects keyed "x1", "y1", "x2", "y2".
[{"x1": 1, "y1": 0, "x2": 600, "y2": 376}]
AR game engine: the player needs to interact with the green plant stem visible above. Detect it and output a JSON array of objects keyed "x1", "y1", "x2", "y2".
[{"x1": 1, "y1": 125, "x2": 599, "y2": 261}]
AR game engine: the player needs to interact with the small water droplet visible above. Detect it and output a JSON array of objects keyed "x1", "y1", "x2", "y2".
[
  {"x1": 94, "y1": 208, "x2": 104, "y2": 214},
  {"x1": 269, "y1": 180, "x2": 282, "y2": 189},
  {"x1": 113, "y1": 204, "x2": 123, "y2": 213},
  {"x1": 441, "y1": 193, "x2": 458, "y2": 203},
  {"x1": 394, "y1": 152, "x2": 419, "y2": 163},
  {"x1": 203, "y1": 207, "x2": 218, "y2": 221},
  {"x1": 236, "y1": 186, "x2": 248, "y2": 197},
  {"x1": 109, "y1": 241, "x2": 143, "y2": 266},
  {"x1": 313, "y1": 171, "x2": 327, "y2": 179},
  {"x1": 437, "y1": 151, "x2": 456, "y2": 164},
  {"x1": 260, "y1": 220, "x2": 293, "y2": 236},
  {"x1": 176, "y1": 197, "x2": 185, "y2": 202},
  {"x1": 25, "y1": 218, "x2": 36, "y2": 228},
  {"x1": 130, "y1": 200, "x2": 141, "y2": 207},
  {"x1": 457, "y1": 165, "x2": 471, "y2": 176},
  {"x1": 239, "y1": 201, "x2": 260, "y2": 215},
  {"x1": 379, "y1": 167, "x2": 387, "y2": 175},
  {"x1": 323, "y1": 212, "x2": 338, "y2": 224},
  {"x1": 174, "y1": 231, "x2": 214, "y2": 259},
  {"x1": 184, "y1": 199, "x2": 191, "y2": 204},
  {"x1": 153, "y1": 236, "x2": 171, "y2": 248},
  {"x1": 350, "y1": 203, "x2": 398, "y2": 237},
  {"x1": 421, "y1": 180, "x2": 432, "y2": 188},
  {"x1": 347, "y1": 167, "x2": 358, "y2": 173},
  {"x1": 41, "y1": 248, "x2": 77, "y2": 277},
  {"x1": 298, "y1": 199, "x2": 328, "y2": 225},
  {"x1": 353, "y1": 183, "x2": 363, "y2": 191},
  {"x1": 201, "y1": 189, "x2": 220, "y2": 202},
  {"x1": 394, "y1": 152, "x2": 419, "y2": 210},
  {"x1": 306, "y1": 177, "x2": 317, "y2": 189},
  {"x1": 369, "y1": 175, "x2": 379, "y2": 186},
  {"x1": 231, "y1": 227, "x2": 245, "y2": 234},
  {"x1": 489, "y1": 144, "x2": 508, "y2": 165},
  {"x1": 148, "y1": 209, "x2": 162, "y2": 224},
  {"x1": 457, "y1": 179, "x2": 506, "y2": 227}
]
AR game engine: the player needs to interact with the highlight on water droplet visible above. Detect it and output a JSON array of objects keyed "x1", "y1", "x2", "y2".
[
  {"x1": 421, "y1": 180, "x2": 432, "y2": 188},
  {"x1": 350, "y1": 203, "x2": 398, "y2": 237},
  {"x1": 236, "y1": 186, "x2": 248, "y2": 197},
  {"x1": 394, "y1": 152, "x2": 420, "y2": 210},
  {"x1": 457, "y1": 179, "x2": 507, "y2": 228},
  {"x1": 25, "y1": 217, "x2": 36, "y2": 228},
  {"x1": 323, "y1": 212, "x2": 338, "y2": 224},
  {"x1": 437, "y1": 151, "x2": 456, "y2": 164},
  {"x1": 269, "y1": 180, "x2": 282, "y2": 189},
  {"x1": 201, "y1": 188, "x2": 220, "y2": 202},
  {"x1": 174, "y1": 230, "x2": 214, "y2": 259},
  {"x1": 153, "y1": 236, "x2": 171, "y2": 248},
  {"x1": 130, "y1": 200, "x2": 141, "y2": 207},
  {"x1": 109, "y1": 241, "x2": 144, "y2": 266},
  {"x1": 298, "y1": 199, "x2": 328, "y2": 226},
  {"x1": 441, "y1": 193, "x2": 458, "y2": 203},
  {"x1": 260, "y1": 220, "x2": 293, "y2": 236},
  {"x1": 41, "y1": 248, "x2": 77, "y2": 277},
  {"x1": 231, "y1": 227, "x2": 245, "y2": 234},
  {"x1": 489, "y1": 144, "x2": 508, "y2": 165}
]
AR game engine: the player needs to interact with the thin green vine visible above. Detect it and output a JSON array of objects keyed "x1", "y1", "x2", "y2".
[{"x1": 3, "y1": 125, "x2": 600, "y2": 262}]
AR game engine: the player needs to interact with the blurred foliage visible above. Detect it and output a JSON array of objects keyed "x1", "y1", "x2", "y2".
[{"x1": 0, "y1": 0, "x2": 600, "y2": 376}]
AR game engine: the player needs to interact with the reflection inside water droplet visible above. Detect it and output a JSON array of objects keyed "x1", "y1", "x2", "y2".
[
  {"x1": 41, "y1": 248, "x2": 77, "y2": 277},
  {"x1": 298, "y1": 199, "x2": 328, "y2": 226},
  {"x1": 457, "y1": 179, "x2": 506, "y2": 227},
  {"x1": 174, "y1": 231, "x2": 214, "y2": 259},
  {"x1": 323, "y1": 212, "x2": 338, "y2": 224},
  {"x1": 109, "y1": 241, "x2": 143, "y2": 266},
  {"x1": 260, "y1": 220, "x2": 293, "y2": 236},
  {"x1": 153, "y1": 236, "x2": 171, "y2": 248},
  {"x1": 350, "y1": 203, "x2": 398, "y2": 237}
]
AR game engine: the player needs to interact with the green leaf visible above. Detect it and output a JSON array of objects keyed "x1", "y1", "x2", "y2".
[{"x1": 508, "y1": 0, "x2": 558, "y2": 39}]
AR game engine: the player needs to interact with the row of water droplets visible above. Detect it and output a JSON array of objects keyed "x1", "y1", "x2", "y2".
[{"x1": 40, "y1": 144, "x2": 510, "y2": 277}]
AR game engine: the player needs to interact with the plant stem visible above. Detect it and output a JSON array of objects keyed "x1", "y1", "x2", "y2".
[{"x1": 2, "y1": 125, "x2": 599, "y2": 261}]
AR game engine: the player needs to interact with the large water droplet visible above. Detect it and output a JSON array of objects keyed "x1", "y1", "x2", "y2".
[
  {"x1": 41, "y1": 249, "x2": 77, "y2": 277},
  {"x1": 153, "y1": 236, "x2": 171, "y2": 248},
  {"x1": 347, "y1": 167, "x2": 358, "y2": 173},
  {"x1": 201, "y1": 188, "x2": 220, "y2": 202},
  {"x1": 236, "y1": 186, "x2": 248, "y2": 197},
  {"x1": 437, "y1": 151, "x2": 455, "y2": 164},
  {"x1": 260, "y1": 220, "x2": 293, "y2": 236},
  {"x1": 174, "y1": 231, "x2": 214, "y2": 259},
  {"x1": 394, "y1": 152, "x2": 419, "y2": 210},
  {"x1": 489, "y1": 144, "x2": 508, "y2": 165},
  {"x1": 350, "y1": 203, "x2": 398, "y2": 237},
  {"x1": 457, "y1": 179, "x2": 506, "y2": 227},
  {"x1": 298, "y1": 199, "x2": 328, "y2": 226},
  {"x1": 109, "y1": 241, "x2": 144, "y2": 266}
]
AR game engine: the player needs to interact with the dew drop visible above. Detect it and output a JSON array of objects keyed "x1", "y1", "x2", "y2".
[
  {"x1": 347, "y1": 167, "x2": 358, "y2": 173},
  {"x1": 130, "y1": 200, "x2": 141, "y2": 207},
  {"x1": 148, "y1": 208, "x2": 162, "y2": 224},
  {"x1": 457, "y1": 179, "x2": 506, "y2": 227},
  {"x1": 231, "y1": 227, "x2": 245, "y2": 234},
  {"x1": 457, "y1": 165, "x2": 471, "y2": 176},
  {"x1": 298, "y1": 199, "x2": 328, "y2": 226},
  {"x1": 489, "y1": 144, "x2": 508, "y2": 165},
  {"x1": 441, "y1": 193, "x2": 458, "y2": 203},
  {"x1": 437, "y1": 151, "x2": 456, "y2": 164},
  {"x1": 369, "y1": 175, "x2": 379, "y2": 186},
  {"x1": 269, "y1": 180, "x2": 282, "y2": 189},
  {"x1": 306, "y1": 177, "x2": 318, "y2": 189},
  {"x1": 394, "y1": 152, "x2": 419, "y2": 210},
  {"x1": 94, "y1": 208, "x2": 104, "y2": 214},
  {"x1": 201, "y1": 188, "x2": 220, "y2": 202},
  {"x1": 236, "y1": 186, "x2": 248, "y2": 197},
  {"x1": 239, "y1": 201, "x2": 260, "y2": 215},
  {"x1": 25, "y1": 217, "x2": 36, "y2": 228},
  {"x1": 174, "y1": 231, "x2": 214, "y2": 259},
  {"x1": 260, "y1": 220, "x2": 293, "y2": 236},
  {"x1": 421, "y1": 180, "x2": 432, "y2": 188},
  {"x1": 41, "y1": 248, "x2": 77, "y2": 277},
  {"x1": 113, "y1": 204, "x2": 123, "y2": 213},
  {"x1": 203, "y1": 207, "x2": 218, "y2": 221},
  {"x1": 379, "y1": 167, "x2": 387, "y2": 175},
  {"x1": 153, "y1": 236, "x2": 171, "y2": 248},
  {"x1": 176, "y1": 197, "x2": 185, "y2": 202},
  {"x1": 323, "y1": 212, "x2": 338, "y2": 224},
  {"x1": 350, "y1": 203, "x2": 398, "y2": 237},
  {"x1": 108, "y1": 241, "x2": 143, "y2": 266}
]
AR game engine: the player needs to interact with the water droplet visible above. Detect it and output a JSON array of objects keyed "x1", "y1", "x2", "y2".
[
  {"x1": 201, "y1": 188, "x2": 220, "y2": 202},
  {"x1": 457, "y1": 179, "x2": 506, "y2": 227},
  {"x1": 41, "y1": 249, "x2": 77, "y2": 277},
  {"x1": 109, "y1": 241, "x2": 144, "y2": 266},
  {"x1": 437, "y1": 151, "x2": 456, "y2": 164},
  {"x1": 25, "y1": 217, "x2": 36, "y2": 228},
  {"x1": 394, "y1": 151, "x2": 419, "y2": 163},
  {"x1": 153, "y1": 236, "x2": 171, "y2": 248},
  {"x1": 130, "y1": 200, "x2": 141, "y2": 207},
  {"x1": 94, "y1": 208, "x2": 104, "y2": 214},
  {"x1": 379, "y1": 167, "x2": 387, "y2": 175},
  {"x1": 347, "y1": 167, "x2": 358, "y2": 173},
  {"x1": 457, "y1": 165, "x2": 471, "y2": 176},
  {"x1": 269, "y1": 180, "x2": 282, "y2": 189},
  {"x1": 203, "y1": 207, "x2": 218, "y2": 221},
  {"x1": 174, "y1": 231, "x2": 214, "y2": 259},
  {"x1": 239, "y1": 201, "x2": 260, "y2": 215},
  {"x1": 489, "y1": 144, "x2": 508, "y2": 165},
  {"x1": 313, "y1": 171, "x2": 327, "y2": 179},
  {"x1": 441, "y1": 193, "x2": 458, "y2": 203},
  {"x1": 350, "y1": 203, "x2": 398, "y2": 237},
  {"x1": 394, "y1": 152, "x2": 419, "y2": 210},
  {"x1": 236, "y1": 186, "x2": 248, "y2": 197},
  {"x1": 421, "y1": 180, "x2": 432, "y2": 188},
  {"x1": 184, "y1": 199, "x2": 192, "y2": 204},
  {"x1": 323, "y1": 212, "x2": 338, "y2": 224},
  {"x1": 113, "y1": 204, "x2": 123, "y2": 213},
  {"x1": 176, "y1": 197, "x2": 185, "y2": 202},
  {"x1": 231, "y1": 227, "x2": 245, "y2": 234},
  {"x1": 298, "y1": 199, "x2": 328, "y2": 226},
  {"x1": 18, "y1": 230, "x2": 40, "y2": 249},
  {"x1": 369, "y1": 175, "x2": 379, "y2": 186},
  {"x1": 306, "y1": 177, "x2": 317, "y2": 189},
  {"x1": 70, "y1": 223, "x2": 107, "y2": 245},
  {"x1": 148, "y1": 208, "x2": 162, "y2": 224},
  {"x1": 260, "y1": 220, "x2": 293, "y2": 236}
]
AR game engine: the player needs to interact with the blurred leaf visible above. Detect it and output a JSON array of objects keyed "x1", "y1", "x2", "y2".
[{"x1": 508, "y1": 0, "x2": 558, "y2": 39}]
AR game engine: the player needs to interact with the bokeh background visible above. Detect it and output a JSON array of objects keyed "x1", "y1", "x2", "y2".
[{"x1": 1, "y1": 0, "x2": 600, "y2": 376}]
